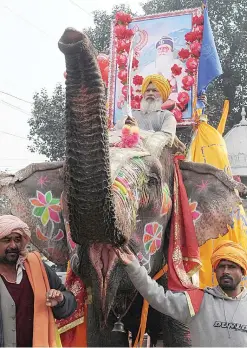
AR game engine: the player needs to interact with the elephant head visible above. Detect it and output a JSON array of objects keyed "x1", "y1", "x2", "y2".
[{"x1": 58, "y1": 28, "x2": 247, "y2": 331}]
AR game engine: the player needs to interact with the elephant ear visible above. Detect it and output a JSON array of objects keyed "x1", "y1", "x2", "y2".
[{"x1": 180, "y1": 161, "x2": 247, "y2": 246}]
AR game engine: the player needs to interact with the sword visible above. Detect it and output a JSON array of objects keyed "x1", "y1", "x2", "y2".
[{"x1": 126, "y1": 33, "x2": 139, "y2": 118}]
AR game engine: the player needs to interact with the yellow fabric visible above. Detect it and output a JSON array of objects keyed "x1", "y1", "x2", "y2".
[
  {"x1": 187, "y1": 109, "x2": 247, "y2": 288},
  {"x1": 211, "y1": 240, "x2": 247, "y2": 275},
  {"x1": 141, "y1": 74, "x2": 171, "y2": 102},
  {"x1": 187, "y1": 120, "x2": 231, "y2": 175},
  {"x1": 55, "y1": 327, "x2": 62, "y2": 347},
  {"x1": 217, "y1": 100, "x2": 229, "y2": 135}
]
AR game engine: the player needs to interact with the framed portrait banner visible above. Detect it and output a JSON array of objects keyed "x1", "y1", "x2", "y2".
[{"x1": 107, "y1": 8, "x2": 204, "y2": 127}]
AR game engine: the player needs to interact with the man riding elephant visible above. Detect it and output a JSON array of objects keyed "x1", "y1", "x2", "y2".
[
  {"x1": 116, "y1": 74, "x2": 187, "y2": 152},
  {"x1": 117, "y1": 74, "x2": 175, "y2": 134}
]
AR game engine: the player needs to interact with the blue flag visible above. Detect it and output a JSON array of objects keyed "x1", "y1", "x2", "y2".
[{"x1": 197, "y1": 7, "x2": 222, "y2": 103}]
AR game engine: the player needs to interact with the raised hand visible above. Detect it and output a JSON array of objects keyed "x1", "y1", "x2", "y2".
[{"x1": 114, "y1": 246, "x2": 136, "y2": 265}]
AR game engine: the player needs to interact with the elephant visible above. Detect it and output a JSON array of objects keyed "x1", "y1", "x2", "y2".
[{"x1": 1, "y1": 28, "x2": 247, "y2": 347}]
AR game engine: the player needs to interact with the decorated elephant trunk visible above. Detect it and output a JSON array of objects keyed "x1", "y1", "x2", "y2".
[{"x1": 58, "y1": 28, "x2": 125, "y2": 246}]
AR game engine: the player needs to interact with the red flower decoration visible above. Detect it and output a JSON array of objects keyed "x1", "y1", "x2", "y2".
[
  {"x1": 182, "y1": 75, "x2": 195, "y2": 90},
  {"x1": 134, "y1": 94, "x2": 142, "y2": 103},
  {"x1": 177, "y1": 92, "x2": 190, "y2": 105},
  {"x1": 133, "y1": 75, "x2": 144, "y2": 86},
  {"x1": 186, "y1": 57, "x2": 198, "y2": 73},
  {"x1": 115, "y1": 12, "x2": 132, "y2": 24},
  {"x1": 177, "y1": 102, "x2": 187, "y2": 111},
  {"x1": 131, "y1": 100, "x2": 140, "y2": 109},
  {"x1": 194, "y1": 25, "x2": 204, "y2": 34},
  {"x1": 192, "y1": 15, "x2": 204, "y2": 26},
  {"x1": 116, "y1": 41, "x2": 127, "y2": 53},
  {"x1": 102, "y1": 66, "x2": 109, "y2": 86},
  {"x1": 124, "y1": 41, "x2": 131, "y2": 53},
  {"x1": 178, "y1": 48, "x2": 190, "y2": 60},
  {"x1": 115, "y1": 25, "x2": 127, "y2": 39},
  {"x1": 171, "y1": 64, "x2": 182, "y2": 76},
  {"x1": 132, "y1": 57, "x2": 139, "y2": 69},
  {"x1": 190, "y1": 42, "x2": 202, "y2": 57},
  {"x1": 118, "y1": 69, "x2": 128, "y2": 84},
  {"x1": 193, "y1": 25, "x2": 204, "y2": 40},
  {"x1": 185, "y1": 31, "x2": 197, "y2": 43},
  {"x1": 117, "y1": 54, "x2": 128, "y2": 67},
  {"x1": 122, "y1": 85, "x2": 133, "y2": 98},
  {"x1": 172, "y1": 108, "x2": 183, "y2": 122},
  {"x1": 125, "y1": 28, "x2": 134, "y2": 39}
]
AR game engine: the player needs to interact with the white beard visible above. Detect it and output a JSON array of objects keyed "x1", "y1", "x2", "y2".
[
  {"x1": 155, "y1": 53, "x2": 174, "y2": 79},
  {"x1": 140, "y1": 98, "x2": 163, "y2": 114}
]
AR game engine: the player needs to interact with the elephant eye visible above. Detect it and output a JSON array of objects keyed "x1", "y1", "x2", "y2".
[{"x1": 148, "y1": 175, "x2": 158, "y2": 187}]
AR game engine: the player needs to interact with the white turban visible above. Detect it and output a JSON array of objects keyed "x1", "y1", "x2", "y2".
[{"x1": 0, "y1": 215, "x2": 31, "y2": 248}]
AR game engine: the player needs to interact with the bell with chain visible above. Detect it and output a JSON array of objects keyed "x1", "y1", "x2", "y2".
[{"x1": 112, "y1": 315, "x2": 125, "y2": 333}]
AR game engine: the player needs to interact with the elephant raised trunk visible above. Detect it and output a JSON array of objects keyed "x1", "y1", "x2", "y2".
[{"x1": 58, "y1": 28, "x2": 125, "y2": 246}]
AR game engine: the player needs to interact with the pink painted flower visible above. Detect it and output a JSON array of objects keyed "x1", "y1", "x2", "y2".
[{"x1": 189, "y1": 200, "x2": 201, "y2": 223}]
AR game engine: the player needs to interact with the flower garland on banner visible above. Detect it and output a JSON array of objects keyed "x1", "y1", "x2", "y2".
[
  {"x1": 114, "y1": 11, "x2": 204, "y2": 123},
  {"x1": 114, "y1": 12, "x2": 143, "y2": 110},
  {"x1": 170, "y1": 13, "x2": 204, "y2": 122}
]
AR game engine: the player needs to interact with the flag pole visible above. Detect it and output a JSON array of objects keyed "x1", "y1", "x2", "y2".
[{"x1": 126, "y1": 33, "x2": 138, "y2": 118}]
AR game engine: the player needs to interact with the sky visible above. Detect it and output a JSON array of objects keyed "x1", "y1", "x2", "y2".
[{"x1": 0, "y1": 0, "x2": 142, "y2": 173}]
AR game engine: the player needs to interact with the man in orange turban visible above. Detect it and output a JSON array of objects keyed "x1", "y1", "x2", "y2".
[
  {"x1": 115, "y1": 241, "x2": 247, "y2": 346},
  {"x1": 211, "y1": 240, "x2": 247, "y2": 296}
]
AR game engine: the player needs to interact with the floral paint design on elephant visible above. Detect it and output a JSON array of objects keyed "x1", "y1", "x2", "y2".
[
  {"x1": 35, "y1": 226, "x2": 64, "y2": 242},
  {"x1": 189, "y1": 199, "x2": 201, "y2": 225},
  {"x1": 30, "y1": 191, "x2": 61, "y2": 226},
  {"x1": 137, "y1": 222, "x2": 163, "y2": 273},
  {"x1": 36, "y1": 175, "x2": 50, "y2": 188},
  {"x1": 29, "y1": 190, "x2": 65, "y2": 242},
  {"x1": 160, "y1": 183, "x2": 172, "y2": 217},
  {"x1": 143, "y1": 222, "x2": 163, "y2": 255}
]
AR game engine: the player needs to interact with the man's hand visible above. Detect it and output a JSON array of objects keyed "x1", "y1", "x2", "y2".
[
  {"x1": 46, "y1": 289, "x2": 64, "y2": 307},
  {"x1": 114, "y1": 246, "x2": 136, "y2": 265},
  {"x1": 198, "y1": 94, "x2": 208, "y2": 105}
]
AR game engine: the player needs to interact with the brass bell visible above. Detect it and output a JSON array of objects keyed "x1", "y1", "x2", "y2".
[{"x1": 112, "y1": 316, "x2": 125, "y2": 333}]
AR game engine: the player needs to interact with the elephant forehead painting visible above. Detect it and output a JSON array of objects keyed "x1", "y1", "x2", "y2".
[{"x1": 0, "y1": 28, "x2": 246, "y2": 347}]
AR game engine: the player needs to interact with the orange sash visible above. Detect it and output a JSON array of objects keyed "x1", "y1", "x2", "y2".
[{"x1": 24, "y1": 251, "x2": 57, "y2": 347}]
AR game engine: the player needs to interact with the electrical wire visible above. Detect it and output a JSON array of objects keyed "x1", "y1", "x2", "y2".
[
  {"x1": 0, "y1": 91, "x2": 32, "y2": 104},
  {"x1": 0, "y1": 99, "x2": 32, "y2": 116},
  {"x1": 0, "y1": 130, "x2": 28, "y2": 140},
  {"x1": 3, "y1": 5, "x2": 55, "y2": 40},
  {"x1": 69, "y1": 0, "x2": 93, "y2": 17}
]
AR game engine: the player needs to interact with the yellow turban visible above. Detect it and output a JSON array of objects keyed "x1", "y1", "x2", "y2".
[
  {"x1": 211, "y1": 240, "x2": 247, "y2": 275},
  {"x1": 141, "y1": 74, "x2": 171, "y2": 102}
]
